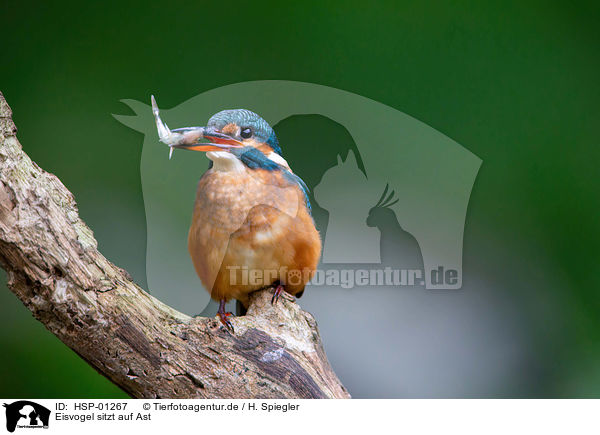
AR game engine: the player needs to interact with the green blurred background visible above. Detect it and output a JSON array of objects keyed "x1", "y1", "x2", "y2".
[{"x1": 0, "y1": 0, "x2": 598, "y2": 398}]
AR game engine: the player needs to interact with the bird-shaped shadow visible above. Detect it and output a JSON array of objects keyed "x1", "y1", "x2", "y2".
[{"x1": 366, "y1": 184, "x2": 424, "y2": 276}]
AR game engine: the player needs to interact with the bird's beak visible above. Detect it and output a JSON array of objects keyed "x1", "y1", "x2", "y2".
[
  {"x1": 150, "y1": 95, "x2": 242, "y2": 158},
  {"x1": 169, "y1": 127, "x2": 243, "y2": 152}
]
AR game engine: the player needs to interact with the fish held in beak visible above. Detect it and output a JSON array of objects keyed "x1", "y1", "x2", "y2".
[{"x1": 151, "y1": 95, "x2": 242, "y2": 159}]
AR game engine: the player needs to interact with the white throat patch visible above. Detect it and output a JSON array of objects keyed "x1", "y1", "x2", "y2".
[{"x1": 206, "y1": 151, "x2": 245, "y2": 172}]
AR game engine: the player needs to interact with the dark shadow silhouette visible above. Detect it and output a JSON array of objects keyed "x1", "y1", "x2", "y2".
[
  {"x1": 274, "y1": 114, "x2": 366, "y2": 242},
  {"x1": 366, "y1": 185, "x2": 424, "y2": 274}
]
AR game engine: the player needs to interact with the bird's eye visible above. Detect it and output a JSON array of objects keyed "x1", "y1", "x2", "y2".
[{"x1": 240, "y1": 127, "x2": 253, "y2": 139}]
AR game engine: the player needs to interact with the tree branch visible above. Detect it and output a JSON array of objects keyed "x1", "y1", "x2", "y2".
[{"x1": 0, "y1": 91, "x2": 350, "y2": 399}]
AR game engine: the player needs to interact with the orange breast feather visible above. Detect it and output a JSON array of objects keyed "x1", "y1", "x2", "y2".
[{"x1": 188, "y1": 167, "x2": 321, "y2": 305}]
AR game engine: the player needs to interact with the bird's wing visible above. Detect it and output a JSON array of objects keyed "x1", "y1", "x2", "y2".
[
  {"x1": 239, "y1": 147, "x2": 312, "y2": 214},
  {"x1": 282, "y1": 170, "x2": 312, "y2": 214}
]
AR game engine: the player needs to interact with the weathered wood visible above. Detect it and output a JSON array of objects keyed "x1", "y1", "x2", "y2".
[{"x1": 0, "y1": 91, "x2": 350, "y2": 399}]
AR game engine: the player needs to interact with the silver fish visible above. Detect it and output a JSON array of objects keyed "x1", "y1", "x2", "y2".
[{"x1": 151, "y1": 95, "x2": 184, "y2": 159}]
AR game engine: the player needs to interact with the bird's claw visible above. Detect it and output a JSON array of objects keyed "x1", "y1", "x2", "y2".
[
  {"x1": 271, "y1": 284, "x2": 285, "y2": 305},
  {"x1": 217, "y1": 311, "x2": 235, "y2": 333}
]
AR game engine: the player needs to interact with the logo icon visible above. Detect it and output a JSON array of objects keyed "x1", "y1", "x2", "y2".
[
  {"x1": 3, "y1": 401, "x2": 50, "y2": 432},
  {"x1": 114, "y1": 80, "x2": 481, "y2": 313}
]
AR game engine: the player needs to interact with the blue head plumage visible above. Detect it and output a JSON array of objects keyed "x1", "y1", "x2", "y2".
[{"x1": 207, "y1": 109, "x2": 282, "y2": 156}]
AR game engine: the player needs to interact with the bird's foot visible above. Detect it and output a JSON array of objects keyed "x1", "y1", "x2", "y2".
[
  {"x1": 217, "y1": 299, "x2": 234, "y2": 333},
  {"x1": 217, "y1": 311, "x2": 234, "y2": 333},
  {"x1": 271, "y1": 284, "x2": 285, "y2": 305}
]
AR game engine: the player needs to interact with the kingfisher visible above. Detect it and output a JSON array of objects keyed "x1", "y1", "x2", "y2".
[{"x1": 152, "y1": 97, "x2": 321, "y2": 332}]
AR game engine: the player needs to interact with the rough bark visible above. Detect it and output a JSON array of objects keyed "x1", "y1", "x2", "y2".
[{"x1": 0, "y1": 91, "x2": 350, "y2": 399}]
